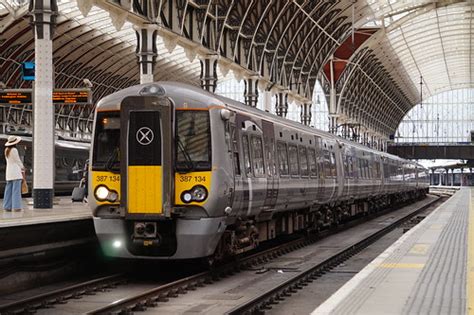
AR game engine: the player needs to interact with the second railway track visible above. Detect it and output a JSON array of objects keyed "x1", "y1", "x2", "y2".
[{"x1": 0, "y1": 194, "x2": 445, "y2": 315}]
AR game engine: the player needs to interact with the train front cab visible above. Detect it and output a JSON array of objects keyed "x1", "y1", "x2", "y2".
[{"x1": 91, "y1": 93, "x2": 224, "y2": 259}]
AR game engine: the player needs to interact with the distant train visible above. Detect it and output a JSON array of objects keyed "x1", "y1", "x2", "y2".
[
  {"x1": 89, "y1": 82, "x2": 429, "y2": 262},
  {"x1": 0, "y1": 134, "x2": 89, "y2": 196}
]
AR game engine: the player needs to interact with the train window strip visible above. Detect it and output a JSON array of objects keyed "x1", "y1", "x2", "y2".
[
  {"x1": 288, "y1": 144, "x2": 299, "y2": 177},
  {"x1": 277, "y1": 141, "x2": 289, "y2": 176},
  {"x1": 251, "y1": 136, "x2": 265, "y2": 177},
  {"x1": 299, "y1": 146, "x2": 309, "y2": 177},
  {"x1": 330, "y1": 152, "x2": 337, "y2": 178},
  {"x1": 308, "y1": 148, "x2": 317, "y2": 177}
]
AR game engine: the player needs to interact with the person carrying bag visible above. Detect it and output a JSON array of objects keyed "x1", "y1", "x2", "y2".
[{"x1": 3, "y1": 136, "x2": 25, "y2": 211}]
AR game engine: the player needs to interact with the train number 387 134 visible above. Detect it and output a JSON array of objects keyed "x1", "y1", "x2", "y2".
[{"x1": 179, "y1": 175, "x2": 207, "y2": 183}]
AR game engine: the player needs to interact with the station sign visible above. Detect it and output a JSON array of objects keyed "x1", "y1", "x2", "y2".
[
  {"x1": 0, "y1": 90, "x2": 32, "y2": 104},
  {"x1": 52, "y1": 89, "x2": 90, "y2": 104},
  {"x1": 0, "y1": 89, "x2": 91, "y2": 105}
]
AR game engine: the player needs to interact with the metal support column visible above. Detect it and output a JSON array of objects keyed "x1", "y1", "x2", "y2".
[
  {"x1": 199, "y1": 54, "x2": 218, "y2": 92},
  {"x1": 30, "y1": 0, "x2": 57, "y2": 208},
  {"x1": 244, "y1": 76, "x2": 259, "y2": 107},
  {"x1": 301, "y1": 102, "x2": 312, "y2": 126},
  {"x1": 275, "y1": 91, "x2": 288, "y2": 117},
  {"x1": 329, "y1": 58, "x2": 338, "y2": 134},
  {"x1": 135, "y1": 25, "x2": 158, "y2": 84}
]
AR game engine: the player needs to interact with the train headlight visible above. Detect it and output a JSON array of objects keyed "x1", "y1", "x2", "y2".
[
  {"x1": 181, "y1": 192, "x2": 193, "y2": 203},
  {"x1": 95, "y1": 185, "x2": 109, "y2": 200},
  {"x1": 139, "y1": 84, "x2": 165, "y2": 96},
  {"x1": 180, "y1": 185, "x2": 208, "y2": 203},
  {"x1": 94, "y1": 185, "x2": 118, "y2": 202},
  {"x1": 191, "y1": 185, "x2": 208, "y2": 202}
]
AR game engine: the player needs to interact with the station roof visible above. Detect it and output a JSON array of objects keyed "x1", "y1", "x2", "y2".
[{"x1": 0, "y1": 0, "x2": 472, "y2": 137}]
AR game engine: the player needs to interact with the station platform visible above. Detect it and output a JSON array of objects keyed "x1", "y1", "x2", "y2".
[
  {"x1": 313, "y1": 187, "x2": 473, "y2": 315},
  {"x1": 0, "y1": 197, "x2": 90, "y2": 228}
]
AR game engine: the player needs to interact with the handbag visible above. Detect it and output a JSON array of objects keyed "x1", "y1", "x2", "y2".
[{"x1": 21, "y1": 179, "x2": 29, "y2": 194}]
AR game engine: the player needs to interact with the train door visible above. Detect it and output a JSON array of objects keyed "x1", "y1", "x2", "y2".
[
  {"x1": 233, "y1": 113, "x2": 249, "y2": 217},
  {"x1": 120, "y1": 96, "x2": 173, "y2": 218},
  {"x1": 262, "y1": 120, "x2": 278, "y2": 210},
  {"x1": 229, "y1": 121, "x2": 244, "y2": 214}
]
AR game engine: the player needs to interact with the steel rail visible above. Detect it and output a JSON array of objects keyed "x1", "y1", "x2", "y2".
[
  {"x1": 0, "y1": 274, "x2": 125, "y2": 314},
  {"x1": 226, "y1": 196, "x2": 442, "y2": 314},
  {"x1": 87, "y1": 196, "x2": 440, "y2": 315}
]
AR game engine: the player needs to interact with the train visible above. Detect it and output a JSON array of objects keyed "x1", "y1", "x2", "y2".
[
  {"x1": 0, "y1": 134, "x2": 89, "y2": 196},
  {"x1": 89, "y1": 82, "x2": 430, "y2": 262}
]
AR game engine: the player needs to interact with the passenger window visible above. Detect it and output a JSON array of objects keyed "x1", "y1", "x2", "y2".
[
  {"x1": 330, "y1": 152, "x2": 337, "y2": 177},
  {"x1": 308, "y1": 148, "x2": 317, "y2": 176},
  {"x1": 277, "y1": 142, "x2": 289, "y2": 175},
  {"x1": 299, "y1": 146, "x2": 308, "y2": 176},
  {"x1": 251, "y1": 136, "x2": 265, "y2": 177},
  {"x1": 288, "y1": 145, "x2": 299, "y2": 176},
  {"x1": 266, "y1": 140, "x2": 275, "y2": 177},
  {"x1": 323, "y1": 150, "x2": 331, "y2": 178},
  {"x1": 242, "y1": 135, "x2": 252, "y2": 177}
]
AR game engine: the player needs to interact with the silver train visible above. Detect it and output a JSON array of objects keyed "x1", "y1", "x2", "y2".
[
  {"x1": 89, "y1": 82, "x2": 429, "y2": 261},
  {"x1": 0, "y1": 134, "x2": 89, "y2": 195}
]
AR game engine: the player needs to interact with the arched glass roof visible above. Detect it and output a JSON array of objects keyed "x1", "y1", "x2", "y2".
[
  {"x1": 365, "y1": 0, "x2": 473, "y2": 99},
  {"x1": 1, "y1": 0, "x2": 472, "y2": 140}
]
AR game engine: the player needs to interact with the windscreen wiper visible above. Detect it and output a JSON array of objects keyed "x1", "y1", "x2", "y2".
[
  {"x1": 177, "y1": 136, "x2": 194, "y2": 171},
  {"x1": 105, "y1": 148, "x2": 119, "y2": 172}
]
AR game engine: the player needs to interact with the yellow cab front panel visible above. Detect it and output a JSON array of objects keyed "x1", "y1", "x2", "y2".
[{"x1": 127, "y1": 110, "x2": 163, "y2": 214}]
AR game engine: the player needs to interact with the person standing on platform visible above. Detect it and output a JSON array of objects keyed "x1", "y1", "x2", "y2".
[{"x1": 3, "y1": 136, "x2": 25, "y2": 211}]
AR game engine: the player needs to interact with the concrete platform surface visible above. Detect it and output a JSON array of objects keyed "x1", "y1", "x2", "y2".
[
  {"x1": 0, "y1": 197, "x2": 90, "y2": 228},
  {"x1": 313, "y1": 187, "x2": 474, "y2": 315}
]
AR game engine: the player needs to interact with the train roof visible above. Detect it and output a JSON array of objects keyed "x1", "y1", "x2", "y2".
[{"x1": 96, "y1": 82, "x2": 426, "y2": 170}]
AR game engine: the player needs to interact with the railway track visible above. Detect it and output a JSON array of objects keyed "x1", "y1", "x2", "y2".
[
  {"x1": 227, "y1": 196, "x2": 444, "y2": 314},
  {"x1": 86, "y1": 196, "x2": 442, "y2": 315},
  {"x1": 0, "y1": 195, "x2": 444, "y2": 314},
  {"x1": 0, "y1": 274, "x2": 125, "y2": 314}
]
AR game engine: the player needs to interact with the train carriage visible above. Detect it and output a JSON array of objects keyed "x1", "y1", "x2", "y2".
[{"x1": 89, "y1": 82, "x2": 429, "y2": 261}]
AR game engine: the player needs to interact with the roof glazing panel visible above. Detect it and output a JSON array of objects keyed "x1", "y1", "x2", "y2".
[{"x1": 365, "y1": 1, "x2": 473, "y2": 99}]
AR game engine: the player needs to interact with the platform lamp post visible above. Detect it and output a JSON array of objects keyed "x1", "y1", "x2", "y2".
[{"x1": 30, "y1": 0, "x2": 58, "y2": 208}]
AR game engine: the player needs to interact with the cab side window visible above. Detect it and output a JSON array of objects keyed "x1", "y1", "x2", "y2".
[{"x1": 242, "y1": 135, "x2": 252, "y2": 177}]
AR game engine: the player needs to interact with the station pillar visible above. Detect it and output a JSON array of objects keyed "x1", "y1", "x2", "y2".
[
  {"x1": 275, "y1": 91, "x2": 288, "y2": 117},
  {"x1": 244, "y1": 76, "x2": 259, "y2": 107},
  {"x1": 199, "y1": 54, "x2": 218, "y2": 92},
  {"x1": 135, "y1": 25, "x2": 158, "y2": 84},
  {"x1": 30, "y1": 0, "x2": 57, "y2": 208},
  {"x1": 301, "y1": 102, "x2": 312, "y2": 126}
]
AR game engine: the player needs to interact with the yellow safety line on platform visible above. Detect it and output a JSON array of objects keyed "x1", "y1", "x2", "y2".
[
  {"x1": 378, "y1": 263, "x2": 425, "y2": 269},
  {"x1": 467, "y1": 188, "x2": 474, "y2": 315}
]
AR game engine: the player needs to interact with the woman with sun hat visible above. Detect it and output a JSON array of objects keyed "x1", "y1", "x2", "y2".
[{"x1": 3, "y1": 136, "x2": 25, "y2": 211}]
